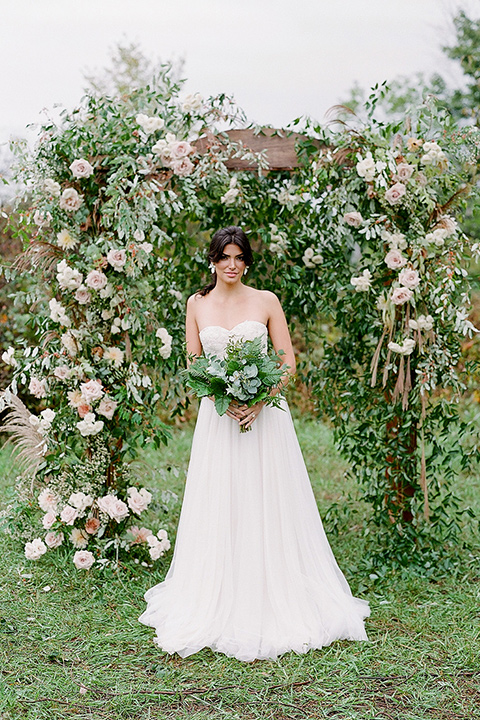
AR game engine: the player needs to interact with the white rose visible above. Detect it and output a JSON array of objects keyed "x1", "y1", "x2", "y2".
[
  {"x1": 25, "y1": 538, "x2": 48, "y2": 560},
  {"x1": 49, "y1": 298, "x2": 71, "y2": 326},
  {"x1": 398, "y1": 268, "x2": 420, "y2": 289},
  {"x1": 42, "y1": 510, "x2": 57, "y2": 530},
  {"x1": 139, "y1": 242, "x2": 153, "y2": 254},
  {"x1": 97, "y1": 397, "x2": 118, "y2": 420},
  {"x1": 171, "y1": 157, "x2": 194, "y2": 176},
  {"x1": 29, "y1": 377, "x2": 47, "y2": 398},
  {"x1": 385, "y1": 182, "x2": 406, "y2": 205},
  {"x1": 85, "y1": 270, "x2": 108, "y2": 290},
  {"x1": 356, "y1": 154, "x2": 376, "y2": 182},
  {"x1": 60, "y1": 505, "x2": 78, "y2": 525},
  {"x1": 45, "y1": 531, "x2": 64, "y2": 548},
  {"x1": 59, "y1": 188, "x2": 83, "y2": 212},
  {"x1": 73, "y1": 550, "x2": 95, "y2": 570},
  {"x1": 69, "y1": 158, "x2": 94, "y2": 178},
  {"x1": 33, "y1": 209, "x2": 53, "y2": 227},
  {"x1": 68, "y1": 492, "x2": 94, "y2": 513},
  {"x1": 182, "y1": 93, "x2": 203, "y2": 112},
  {"x1": 343, "y1": 211, "x2": 363, "y2": 227},
  {"x1": 56, "y1": 259, "x2": 83, "y2": 290},
  {"x1": 74, "y1": 285, "x2": 92, "y2": 305},
  {"x1": 76, "y1": 415, "x2": 104, "y2": 437},
  {"x1": 136, "y1": 114, "x2": 165, "y2": 133},
  {"x1": 384, "y1": 249, "x2": 407, "y2": 270},
  {"x1": 127, "y1": 487, "x2": 152, "y2": 514},
  {"x1": 106, "y1": 248, "x2": 127, "y2": 271},
  {"x1": 80, "y1": 379, "x2": 104, "y2": 402},
  {"x1": 390, "y1": 286, "x2": 413, "y2": 305}
]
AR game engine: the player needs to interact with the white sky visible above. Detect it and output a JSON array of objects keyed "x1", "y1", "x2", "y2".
[{"x1": 1, "y1": 0, "x2": 479, "y2": 144}]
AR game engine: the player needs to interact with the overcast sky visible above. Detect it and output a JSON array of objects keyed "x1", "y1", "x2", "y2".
[{"x1": 1, "y1": 0, "x2": 480, "y2": 145}]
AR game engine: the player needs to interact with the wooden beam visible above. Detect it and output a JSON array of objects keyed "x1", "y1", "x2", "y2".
[{"x1": 195, "y1": 128, "x2": 316, "y2": 170}]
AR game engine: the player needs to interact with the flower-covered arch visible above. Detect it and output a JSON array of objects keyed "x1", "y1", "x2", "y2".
[{"x1": 2, "y1": 76, "x2": 479, "y2": 570}]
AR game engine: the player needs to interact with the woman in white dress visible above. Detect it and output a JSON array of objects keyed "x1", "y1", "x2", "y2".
[{"x1": 138, "y1": 226, "x2": 370, "y2": 661}]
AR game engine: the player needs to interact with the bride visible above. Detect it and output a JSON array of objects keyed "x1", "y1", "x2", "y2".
[{"x1": 138, "y1": 226, "x2": 370, "y2": 661}]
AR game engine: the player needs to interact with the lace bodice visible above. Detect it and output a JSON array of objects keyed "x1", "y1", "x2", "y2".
[{"x1": 199, "y1": 320, "x2": 268, "y2": 357}]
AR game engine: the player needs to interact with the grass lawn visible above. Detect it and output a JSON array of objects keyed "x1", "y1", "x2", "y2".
[{"x1": 0, "y1": 415, "x2": 479, "y2": 720}]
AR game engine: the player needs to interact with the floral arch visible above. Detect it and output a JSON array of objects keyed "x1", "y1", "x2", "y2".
[{"x1": 1, "y1": 80, "x2": 479, "y2": 570}]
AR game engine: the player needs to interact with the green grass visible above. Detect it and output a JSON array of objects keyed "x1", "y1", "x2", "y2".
[{"x1": 1, "y1": 417, "x2": 479, "y2": 720}]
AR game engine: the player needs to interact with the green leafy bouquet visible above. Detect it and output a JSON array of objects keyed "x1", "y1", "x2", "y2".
[{"x1": 185, "y1": 337, "x2": 288, "y2": 432}]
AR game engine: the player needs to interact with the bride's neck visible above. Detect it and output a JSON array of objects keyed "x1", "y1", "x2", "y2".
[{"x1": 212, "y1": 280, "x2": 246, "y2": 301}]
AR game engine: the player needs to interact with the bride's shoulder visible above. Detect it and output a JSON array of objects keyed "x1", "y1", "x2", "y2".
[{"x1": 251, "y1": 288, "x2": 282, "y2": 307}]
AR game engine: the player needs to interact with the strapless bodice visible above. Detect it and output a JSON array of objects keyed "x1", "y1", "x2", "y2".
[{"x1": 199, "y1": 320, "x2": 268, "y2": 357}]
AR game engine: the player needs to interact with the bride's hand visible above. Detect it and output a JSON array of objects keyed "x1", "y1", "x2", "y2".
[{"x1": 236, "y1": 401, "x2": 265, "y2": 430}]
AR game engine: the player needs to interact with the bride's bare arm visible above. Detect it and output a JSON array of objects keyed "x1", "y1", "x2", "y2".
[{"x1": 185, "y1": 295, "x2": 202, "y2": 367}]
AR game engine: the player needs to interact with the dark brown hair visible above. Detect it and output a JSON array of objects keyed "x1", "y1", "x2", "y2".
[{"x1": 197, "y1": 226, "x2": 253, "y2": 297}]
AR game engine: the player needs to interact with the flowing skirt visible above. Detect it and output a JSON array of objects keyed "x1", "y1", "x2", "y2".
[{"x1": 138, "y1": 397, "x2": 369, "y2": 662}]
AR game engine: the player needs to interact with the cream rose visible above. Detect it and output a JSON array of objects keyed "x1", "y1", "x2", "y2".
[
  {"x1": 391, "y1": 286, "x2": 413, "y2": 305},
  {"x1": 97, "y1": 397, "x2": 118, "y2": 420},
  {"x1": 171, "y1": 157, "x2": 194, "y2": 176},
  {"x1": 59, "y1": 188, "x2": 83, "y2": 212},
  {"x1": 127, "y1": 487, "x2": 152, "y2": 514},
  {"x1": 33, "y1": 209, "x2": 53, "y2": 226},
  {"x1": 394, "y1": 163, "x2": 414, "y2": 182},
  {"x1": 384, "y1": 249, "x2": 407, "y2": 270},
  {"x1": 80, "y1": 379, "x2": 104, "y2": 403},
  {"x1": 69, "y1": 158, "x2": 94, "y2": 178},
  {"x1": 96, "y1": 494, "x2": 129, "y2": 522},
  {"x1": 343, "y1": 211, "x2": 363, "y2": 227},
  {"x1": 24, "y1": 538, "x2": 47, "y2": 560},
  {"x1": 60, "y1": 505, "x2": 79, "y2": 525},
  {"x1": 42, "y1": 510, "x2": 57, "y2": 530},
  {"x1": 45, "y1": 531, "x2": 64, "y2": 548},
  {"x1": 385, "y1": 182, "x2": 406, "y2": 205},
  {"x1": 398, "y1": 268, "x2": 420, "y2": 289},
  {"x1": 106, "y1": 248, "x2": 127, "y2": 270},
  {"x1": 29, "y1": 377, "x2": 47, "y2": 398},
  {"x1": 74, "y1": 285, "x2": 92, "y2": 305},
  {"x1": 73, "y1": 550, "x2": 95, "y2": 570},
  {"x1": 85, "y1": 269, "x2": 108, "y2": 290}
]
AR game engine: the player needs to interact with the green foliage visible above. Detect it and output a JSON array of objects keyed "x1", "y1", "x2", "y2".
[
  {"x1": 184, "y1": 336, "x2": 286, "y2": 419},
  {"x1": 2, "y1": 39, "x2": 479, "y2": 568}
]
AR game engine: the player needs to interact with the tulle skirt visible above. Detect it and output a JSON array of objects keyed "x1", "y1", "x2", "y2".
[{"x1": 138, "y1": 397, "x2": 369, "y2": 662}]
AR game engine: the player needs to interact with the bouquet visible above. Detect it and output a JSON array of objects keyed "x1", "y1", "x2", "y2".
[{"x1": 185, "y1": 337, "x2": 289, "y2": 432}]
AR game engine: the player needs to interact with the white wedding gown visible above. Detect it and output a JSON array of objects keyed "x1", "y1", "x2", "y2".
[{"x1": 138, "y1": 320, "x2": 369, "y2": 661}]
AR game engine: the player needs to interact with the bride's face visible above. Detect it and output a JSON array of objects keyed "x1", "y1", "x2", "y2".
[{"x1": 214, "y1": 243, "x2": 246, "y2": 283}]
